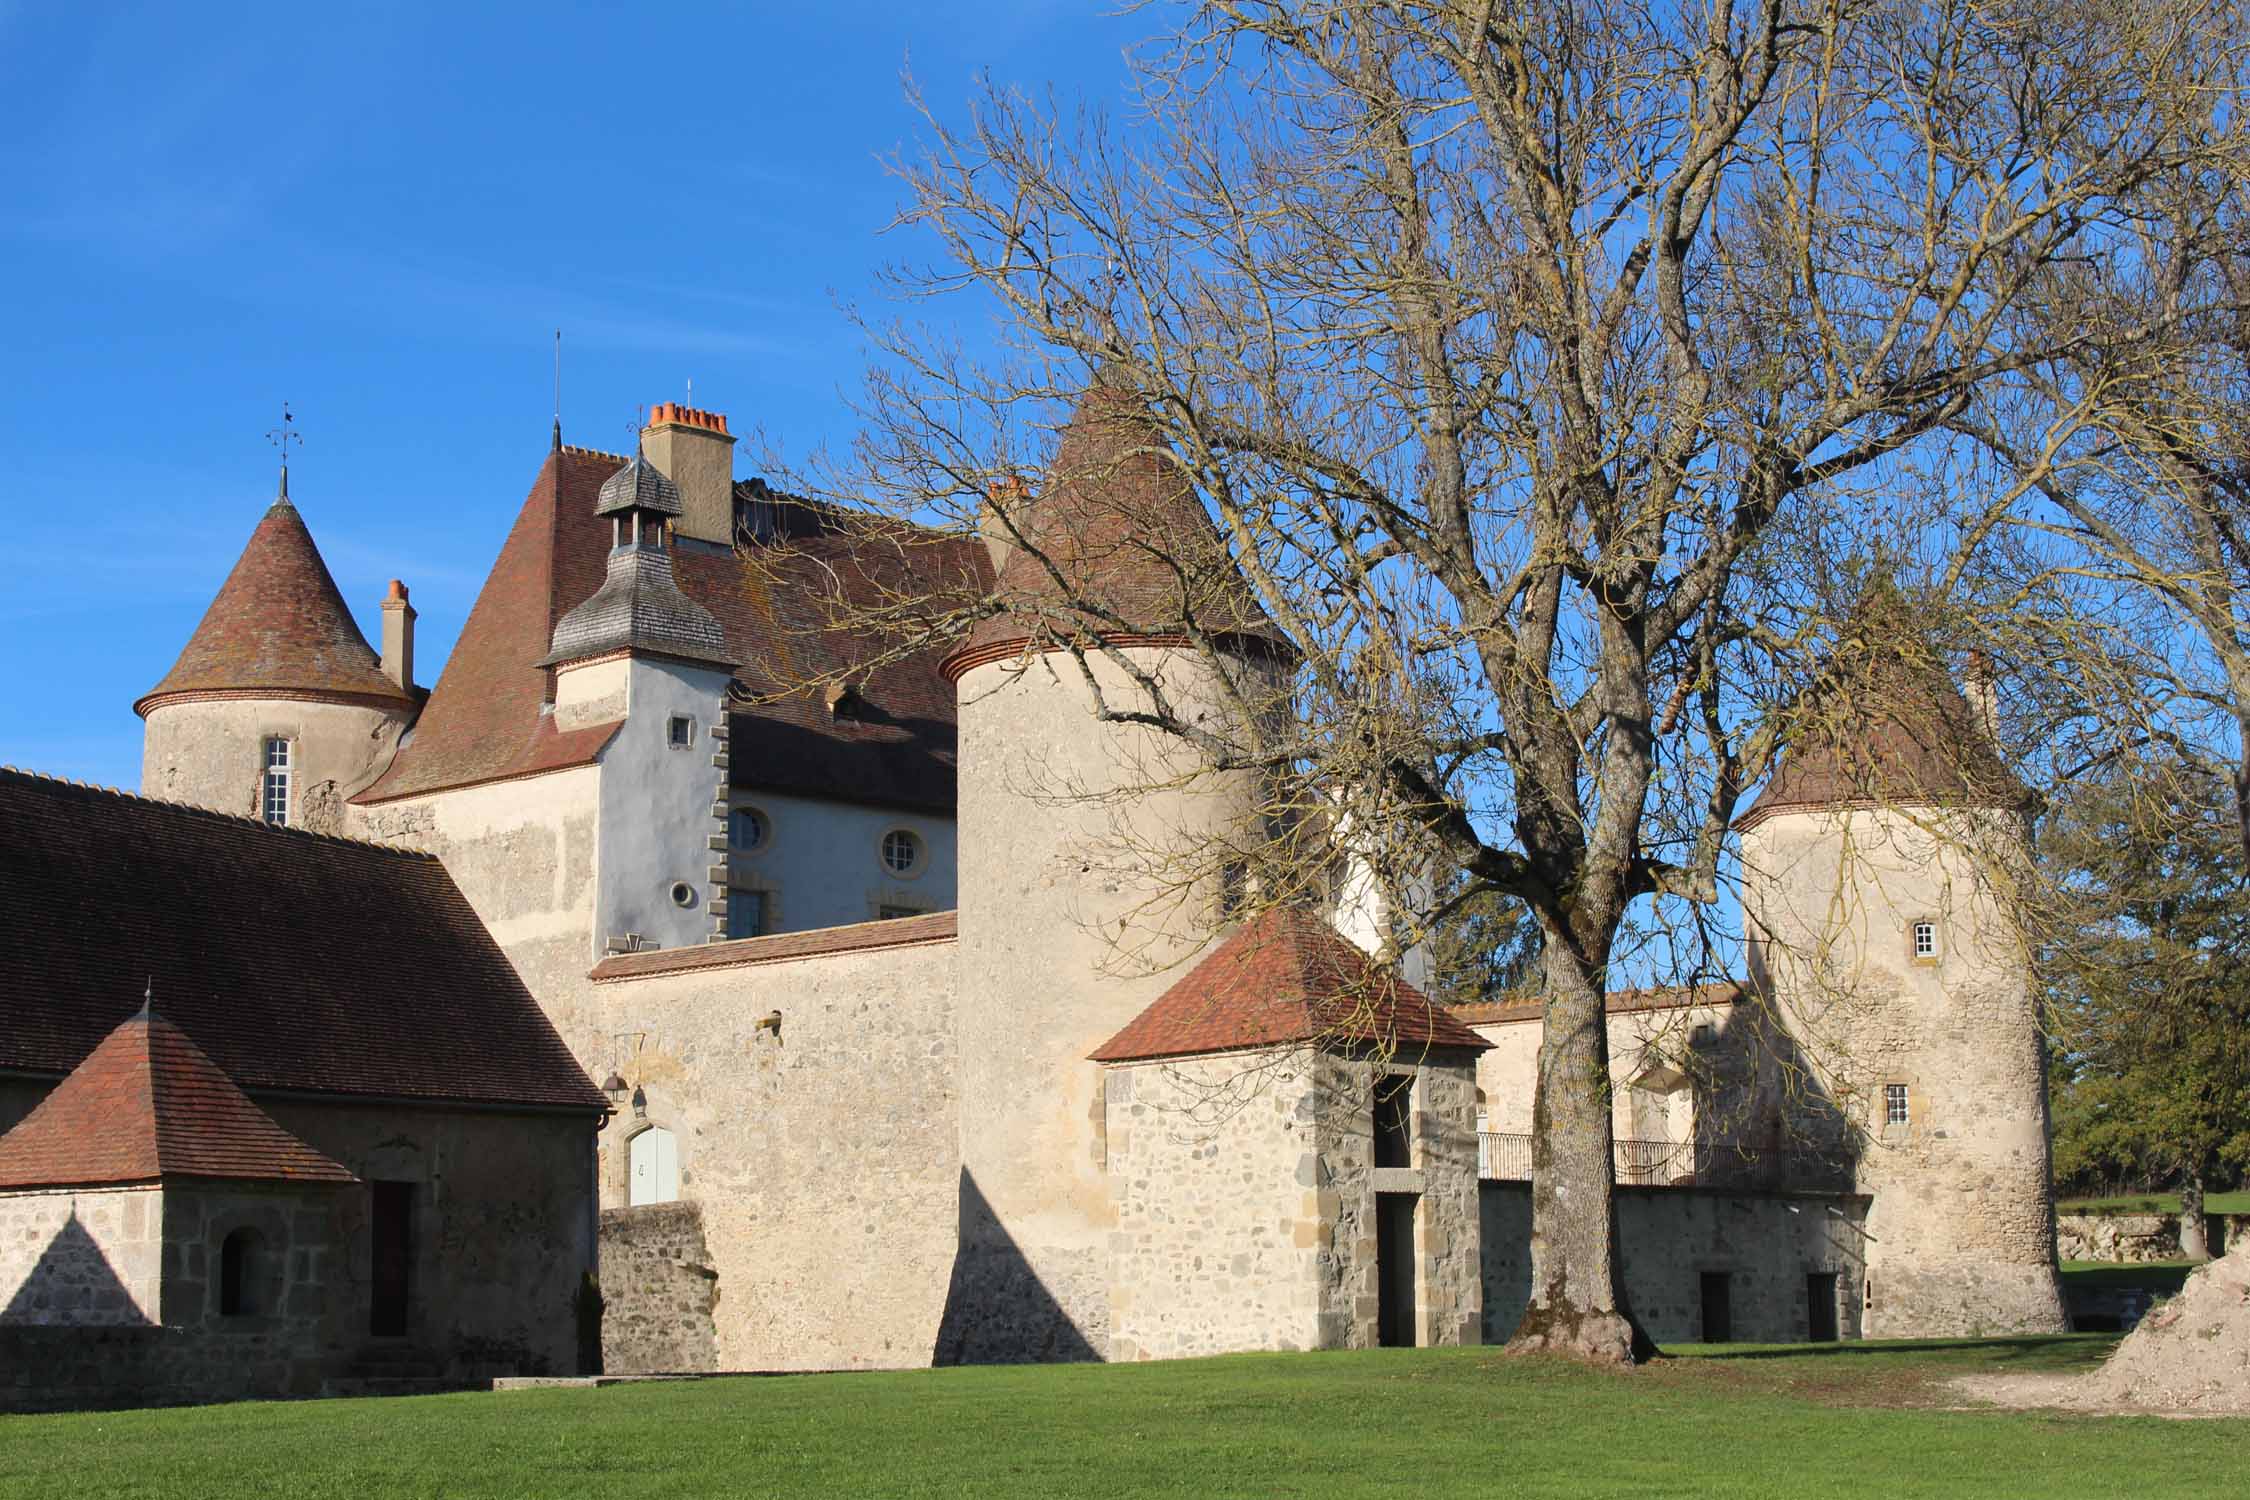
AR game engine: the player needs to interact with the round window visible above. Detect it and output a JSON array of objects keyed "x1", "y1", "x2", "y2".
[
  {"x1": 729, "y1": 806, "x2": 768, "y2": 852},
  {"x1": 669, "y1": 881, "x2": 697, "y2": 908},
  {"x1": 880, "y1": 828, "x2": 923, "y2": 877}
]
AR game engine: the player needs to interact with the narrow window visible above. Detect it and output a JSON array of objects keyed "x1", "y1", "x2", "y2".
[
  {"x1": 219, "y1": 1228, "x2": 260, "y2": 1316},
  {"x1": 881, "y1": 828, "x2": 923, "y2": 876},
  {"x1": 729, "y1": 806, "x2": 768, "y2": 852},
  {"x1": 260, "y1": 738, "x2": 292, "y2": 826},
  {"x1": 1911, "y1": 921, "x2": 1938, "y2": 960},
  {"x1": 1373, "y1": 1074, "x2": 1414, "y2": 1169},
  {"x1": 1884, "y1": 1083, "x2": 1910, "y2": 1127},
  {"x1": 667, "y1": 715, "x2": 695, "y2": 750},
  {"x1": 726, "y1": 888, "x2": 767, "y2": 940}
]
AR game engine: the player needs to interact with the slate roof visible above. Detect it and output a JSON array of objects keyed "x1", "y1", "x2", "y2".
[
  {"x1": 362, "y1": 447, "x2": 984, "y2": 813},
  {"x1": 0, "y1": 768, "x2": 606, "y2": 1114},
  {"x1": 0, "y1": 1007, "x2": 357, "y2": 1190},
  {"x1": 136, "y1": 495, "x2": 415, "y2": 716},
  {"x1": 1091, "y1": 906, "x2": 1489, "y2": 1063},
  {"x1": 945, "y1": 374, "x2": 1289, "y2": 680},
  {"x1": 1737, "y1": 595, "x2": 2024, "y2": 831},
  {"x1": 540, "y1": 542, "x2": 736, "y2": 670}
]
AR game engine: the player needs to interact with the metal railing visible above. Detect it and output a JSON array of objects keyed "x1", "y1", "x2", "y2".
[{"x1": 1477, "y1": 1131, "x2": 1841, "y2": 1188}]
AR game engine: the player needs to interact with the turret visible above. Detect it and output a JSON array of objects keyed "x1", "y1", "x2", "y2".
[
  {"x1": 136, "y1": 474, "x2": 416, "y2": 834},
  {"x1": 538, "y1": 445, "x2": 739, "y2": 953},
  {"x1": 938, "y1": 371, "x2": 1292, "y2": 1362},
  {"x1": 1736, "y1": 600, "x2": 2065, "y2": 1337}
]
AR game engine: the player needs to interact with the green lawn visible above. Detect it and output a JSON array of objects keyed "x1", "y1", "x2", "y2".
[
  {"x1": 2057, "y1": 1189, "x2": 2250, "y2": 1215},
  {"x1": 2, "y1": 1338, "x2": 2244, "y2": 1499}
]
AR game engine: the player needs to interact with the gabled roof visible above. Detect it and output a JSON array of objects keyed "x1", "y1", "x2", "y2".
[
  {"x1": 361, "y1": 447, "x2": 984, "y2": 813},
  {"x1": 0, "y1": 1007, "x2": 356, "y2": 1190},
  {"x1": 1091, "y1": 906, "x2": 1489, "y2": 1063},
  {"x1": 945, "y1": 374, "x2": 1288, "y2": 680},
  {"x1": 1737, "y1": 593, "x2": 2023, "y2": 831},
  {"x1": 136, "y1": 495, "x2": 415, "y2": 717},
  {"x1": 0, "y1": 768, "x2": 606, "y2": 1114}
]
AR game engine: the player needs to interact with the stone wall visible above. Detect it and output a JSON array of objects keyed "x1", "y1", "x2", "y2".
[
  {"x1": 599, "y1": 1202, "x2": 718, "y2": 1373},
  {"x1": 143, "y1": 697, "x2": 406, "y2": 834},
  {"x1": 1482, "y1": 1183, "x2": 1870, "y2": 1346},
  {"x1": 593, "y1": 932, "x2": 960, "y2": 1370},
  {"x1": 0, "y1": 1187, "x2": 162, "y2": 1326},
  {"x1": 2058, "y1": 1212, "x2": 2243, "y2": 1264}
]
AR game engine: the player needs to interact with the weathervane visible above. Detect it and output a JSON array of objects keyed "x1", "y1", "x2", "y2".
[{"x1": 266, "y1": 402, "x2": 302, "y2": 499}]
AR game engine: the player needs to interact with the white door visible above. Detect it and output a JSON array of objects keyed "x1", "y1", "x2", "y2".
[{"x1": 628, "y1": 1126, "x2": 679, "y2": 1205}]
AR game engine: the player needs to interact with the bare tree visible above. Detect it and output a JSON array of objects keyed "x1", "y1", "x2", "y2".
[{"x1": 757, "y1": 0, "x2": 2249, "y2": 1362}]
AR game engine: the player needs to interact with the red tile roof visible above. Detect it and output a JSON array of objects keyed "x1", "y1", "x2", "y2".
[
  {"x1": 136, "y1": 496, "x2": 415, "y2": 718},
  {"x1": 1737, "y1": 598, "x2": 2023, "y2": 831},
  {"x1": 1452, "y1": 981, "x2": 1748, "y2": 1028},
  {"x1": 360, "y1": 447, "x2": 985, "y2": 813},
  {"x1": 0, "y1": 768, "x2": 606, "y2": 1114},
  {"x1": 1091, "y1": 907, "x2": 1489, "y2": 1063},
  {"x1": 590, "y1": 910, "x2": 956, "y2": 982},
  {"x1": 0, "y1": 1007, "x2": 356, "y2": 1190},
  {"x1": 945, "y1": 374, "x2": 1288, "y2": 680}
]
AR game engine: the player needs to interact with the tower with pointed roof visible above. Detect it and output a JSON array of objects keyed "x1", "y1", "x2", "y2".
[
  {"x1": 538, "y1": 447, "x2": 740, "y2": 951},
  {"x1": 137, "y1": 475, "x2": 417, "y2": 834},
  {"x1": 937, "y1": 371, "x2": 1293, "y2": 1362},
  {"x1": 1736, "y1": 601, "x2": 2065, "y2": 1338}
]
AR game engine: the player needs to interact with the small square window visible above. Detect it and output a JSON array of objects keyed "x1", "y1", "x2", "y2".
[
  {"x1": 877, "y1": 904, "x2": 922, "y2": 920},
  {"x1": 1884, "y1": 1083, "x2": 1910, "y2": 1127},
  {"x1": 1911, "y1": 921, "x2": 1938, "y2": 960},
  {"x1": 668, "y1": 716, "x2": 695, "y2": 750}
]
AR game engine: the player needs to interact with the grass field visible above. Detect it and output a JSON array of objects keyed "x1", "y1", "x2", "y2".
[
  {"x1": 2056, "y1": 1189, "x2": 2250, "y2": 1215},
  {"x1": 2, "y1": 1337, "x2": 2243, "y2": 1500}
]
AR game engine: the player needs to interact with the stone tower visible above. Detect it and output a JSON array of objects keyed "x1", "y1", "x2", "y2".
[
  {"x1": 939, "y1": 373, "x2": 1290, "y2": 1361},
  {"x1": 538, "y1": 446, "x2": 738, "y2": 954},
  {"x1": 1736, "y1": 608, "x2": 2067, "y2": 1338},
  {"x1": 137, "y1": 475, "x2": 417, "y2": 833}
]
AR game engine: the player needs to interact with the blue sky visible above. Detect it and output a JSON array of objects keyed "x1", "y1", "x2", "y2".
[{"x1": 0, "y1": 2, "x2": 1146, "y2": 789}]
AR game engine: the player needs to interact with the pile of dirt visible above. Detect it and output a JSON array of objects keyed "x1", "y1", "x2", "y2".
[{"x1": 2071, "y1": 1245, "x2": 2250, "y2": 1415}]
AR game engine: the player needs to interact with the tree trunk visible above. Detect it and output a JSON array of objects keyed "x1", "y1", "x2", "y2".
[
  {"x1": 2180, "y1": 1176, "x2": 2210, "y2": 1261},
  {"x1": 1506, "y1": 942, "x2": 1655, "y2": 1364}
]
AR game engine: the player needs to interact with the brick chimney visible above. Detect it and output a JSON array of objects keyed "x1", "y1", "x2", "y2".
[
  {"x1": 641, "y1": 402, "x2": 737, "y2": 545},
  {"x1": 380, "y1": 579, "x2": 415, "y2": 692}
]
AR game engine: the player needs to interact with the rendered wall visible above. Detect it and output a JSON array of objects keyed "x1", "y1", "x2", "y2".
[
  {"x1": 951, "y1": 646, "x2": 1273, "y2": 1362},
  {"x1": 1741, "y1": 805, "x2": 2065, "y2": 1337},
  {"x1": 1481, "y1": 1183, "x2": 1870, "y2": 1346},
  {"x1": 593, "y1": 935, "x2": 960, "y2": 1370},
  {"x1": 723, "y1": 787, "x2": 958, "y2": 932},
  {"x1": 575, "y1": 657, "x2": 732, "y2": 953},
  {"x1": 143, "y1": 697, "x2": 404, "y2": 833}
]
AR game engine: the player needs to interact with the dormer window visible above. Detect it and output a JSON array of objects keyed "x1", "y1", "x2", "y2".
[
  {"x1": 1911, "y1": 920, "x2": 1939, "y2": 962},
  {"x1": 260, "y1": 738, "x2": 292, "y2": 826}
]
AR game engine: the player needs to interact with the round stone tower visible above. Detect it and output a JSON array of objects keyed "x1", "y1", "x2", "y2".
[
  {"x1": 939, "y1": 372, "x2": 1291, "y2": 1362},
  {"x1": 137, "y1": 475, "x2": 417, "y2": 834},
  {"x1": 1736, "y1": 608, "x2": 2066, "y2": 1338}
]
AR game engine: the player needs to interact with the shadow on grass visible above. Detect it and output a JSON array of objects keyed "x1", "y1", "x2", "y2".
[{"x1": 1661, "y1": 1334, "x2": 2118, "y2": 1374}]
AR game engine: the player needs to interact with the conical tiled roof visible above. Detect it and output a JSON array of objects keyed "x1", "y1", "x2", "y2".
[
  {"x1": 945, "y1": 373, "x2": 1288, "y2": 678},
  {"x1": 136, "y1": 495, "x2": 413, "y2": 716},
  {"x1": 0, "y1": 1006, "x2": 356, "y2": 1190},
  {"x1": 1737, "y1": 592, "x2": 2025, "y2": 831},
  {"x1": 1091, "y1": 906, "x2": 1489, "y2": 1063}
]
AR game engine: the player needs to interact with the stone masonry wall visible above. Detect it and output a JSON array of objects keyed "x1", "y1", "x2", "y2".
[
  {"x1": 1103, "y1": 1055, "x2": 1324, "y2": 1361},
  {"x1": 0, "y1": 1187, "x2": 162, "y2": 1326},
  {"x1": 599, "y1": 1203, "x2": 718, "y2": 1373},
  {"x1": 1482, "y1": 1183, "x2": 1870, "y2": 1346}
]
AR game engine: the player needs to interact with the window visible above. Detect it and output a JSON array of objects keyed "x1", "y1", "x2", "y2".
[
  {"x1": 260, "y1": 738, "x2": 292, "y2": 826},
  {"x1": 877, "y1": 904, "x2": 922, "y2": 920},
  {"x1": 727, "y1": 888, "x2": 767, "y2": 940},
  {"x1": 1911, "y1": 921, "x2": 1939, "y2": 961},
  {"x1": 629, "y1": 1126, "x2": 680, "y2": 1206},
  {"x1": 1373, "y1": 1074, "x2": 1414, "y2": 1168},
  {"x1": 667, "y1": 715, "x2": 695, "y2": 750},
  {"x1": 729, "y1": 806, "x2": 768, "y2": 853},
  {"x1": 880, "y1": 828, "x2": 923, "y2": 877},
  {"x1": 669, "y1": 881, "x2": 697, "y2": 909},
  {"x1": 218, "y1": 1228, "x2": 261, "y2": 1316},
  {"x1": 1884, "y1": 1083, "x2": 1910, "y2": 1127}
]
